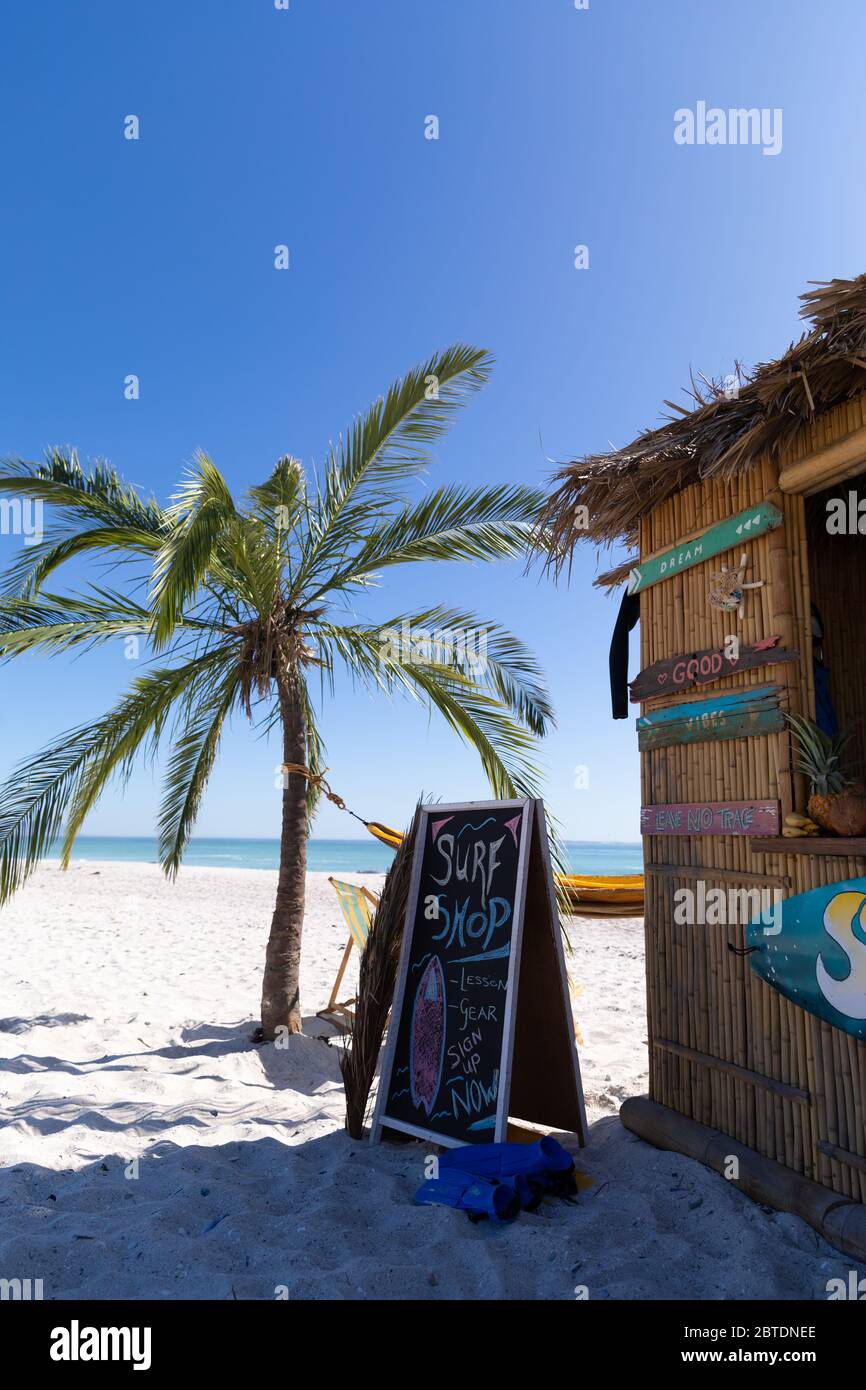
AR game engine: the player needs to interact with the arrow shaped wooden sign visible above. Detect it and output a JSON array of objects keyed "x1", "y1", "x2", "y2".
[
  {"x1": 627, "y1": 502, "x2": 784, "y2": 596},
  {"x1": 629, "y1": 635, "x2": 798, "y2": 703},
  {"x1": 636, "y1": 685, "x2": 786, "y2": 750}
]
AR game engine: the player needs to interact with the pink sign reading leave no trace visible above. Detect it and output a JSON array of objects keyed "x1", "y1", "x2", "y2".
[{"x1": 640, "y1": 800, "x2": 781, "y2": 837}]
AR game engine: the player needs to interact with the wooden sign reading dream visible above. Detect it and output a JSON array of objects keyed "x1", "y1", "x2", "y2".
[{"x1": 626, "y1": 502, "x2": 783, "y2": 596}]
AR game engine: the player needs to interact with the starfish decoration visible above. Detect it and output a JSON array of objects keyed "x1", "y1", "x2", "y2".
[{"x1": 708, "y1": 551, "x2": 765, "y2": 620}]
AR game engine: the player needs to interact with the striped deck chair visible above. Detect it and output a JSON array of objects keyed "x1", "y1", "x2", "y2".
[{"x1": 317, "y1": 877, "x2": 379, "y2": 1030}]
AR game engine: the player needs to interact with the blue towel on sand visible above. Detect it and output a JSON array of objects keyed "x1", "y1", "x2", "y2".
[{"x1": 413, "y1": 1138, "x2": 577, "y2": 1221}]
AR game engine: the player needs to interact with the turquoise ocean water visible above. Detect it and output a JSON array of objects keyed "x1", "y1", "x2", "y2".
[{"x1": 54, "y1": 836, "x2": 644, "y2": 875}]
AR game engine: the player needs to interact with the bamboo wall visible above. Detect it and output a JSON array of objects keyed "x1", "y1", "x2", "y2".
[{"x1": 638, "y1": 401, "x2": 866, "y2": 1202}]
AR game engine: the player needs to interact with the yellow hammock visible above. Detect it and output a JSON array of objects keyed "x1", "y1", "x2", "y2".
[
  {"x1": 364, "y1": 821, "x2": 644, "y2": 916},
  {"x1": 282, "y1": 765, "x2": 644, "y2": 917}
]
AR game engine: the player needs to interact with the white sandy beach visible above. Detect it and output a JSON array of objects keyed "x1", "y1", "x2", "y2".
[{"x1": 0, "y1": 860, "x2": 861, "y2": 1301}]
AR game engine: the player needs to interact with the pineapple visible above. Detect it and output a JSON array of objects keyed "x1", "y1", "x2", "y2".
[{"x1": 787, "y1": 714, "x2": 866, "y2": 837}]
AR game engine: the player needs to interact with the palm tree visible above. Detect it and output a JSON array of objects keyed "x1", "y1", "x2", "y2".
[{"x1": 0, "y1": 347, "x2": 553, "y2": 1038}]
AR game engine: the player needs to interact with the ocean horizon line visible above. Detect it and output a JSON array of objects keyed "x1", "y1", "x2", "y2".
[
  {"x1": 62, "y1": 833, "x2": 643, "y2": 847},
  {"x1": 46, "y1": 833, "x2": 644, "y2": 875}
]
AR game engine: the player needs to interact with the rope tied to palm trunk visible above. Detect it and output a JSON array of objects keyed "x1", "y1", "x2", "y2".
[
  {"x1": 280, "y1": 762, "x2": 346, "y2": 810},
  {"x1": 280, "y1": 762, "x2": 370, "y2": 828},
  {"x1": 279, "y1": 765, "x2": 405, "y2": 849}
]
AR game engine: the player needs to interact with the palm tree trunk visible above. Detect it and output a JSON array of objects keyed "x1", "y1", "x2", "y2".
[{"x1": 259, "y1": 679, "x2": 308, "y2": 1040}]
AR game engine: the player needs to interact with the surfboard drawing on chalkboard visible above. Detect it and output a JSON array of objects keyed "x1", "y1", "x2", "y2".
[
  {"x1": 409, "y1": 955, "x2": 446, "y2": 1115},
  {"x1": 746, "y1": 877, "x2": 866, "y2": 1041}
]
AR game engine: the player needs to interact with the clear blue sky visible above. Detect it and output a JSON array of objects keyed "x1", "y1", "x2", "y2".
[{"x1": 1, "y1": 0, "x2": 864, "y2": 843}]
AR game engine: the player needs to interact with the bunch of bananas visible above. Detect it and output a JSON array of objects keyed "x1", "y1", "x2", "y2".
[{"x1": 782, "y1": 812, "x2": 821, "y2": 838}]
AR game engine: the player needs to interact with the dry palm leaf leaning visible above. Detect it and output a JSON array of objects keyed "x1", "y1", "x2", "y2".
[{"x1": 340, "y1": 803, "x2": 421, "y2": 1139}]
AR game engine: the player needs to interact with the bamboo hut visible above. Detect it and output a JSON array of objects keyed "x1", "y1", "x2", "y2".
[{"x1": 544, "y1": 274, "x2": 866, "y2": 1258}]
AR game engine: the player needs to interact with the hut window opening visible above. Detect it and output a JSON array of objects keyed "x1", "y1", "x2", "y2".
[{"x1": 805, "y1": 471, "x2": 866, "y2": 780}]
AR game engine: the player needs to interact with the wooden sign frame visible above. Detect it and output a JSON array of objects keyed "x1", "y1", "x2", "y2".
[
  {"x1": 370, "y1": 798, "x2": 587, "y2": 1149},
  {"x1": 626, "y1": 501, "x2": 783, "y2": 595},
  {"x1": 641, "y1": 799, "x2": 781, "y2": 837},
  {"x1": 629, "y1": 635, "x2": 798, "y2": 704}
]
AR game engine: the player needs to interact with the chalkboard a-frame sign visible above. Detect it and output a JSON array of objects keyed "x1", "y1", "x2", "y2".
[{"x1": 370, "y1": 799, "x2": 587, "y2": 1149}]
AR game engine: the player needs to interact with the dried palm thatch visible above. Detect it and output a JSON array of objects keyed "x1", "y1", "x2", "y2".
[
  {"x1": 540, "y1": 274, "x2": 866, "y2": 586},
  {"x1": 340, "y1": 803, "x2": 421, "y2": 1139}
]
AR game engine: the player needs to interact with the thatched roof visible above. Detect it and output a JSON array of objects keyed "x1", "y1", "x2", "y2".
[{"x1": 543, "y1": 274, "x2": 866, "y2": 588}]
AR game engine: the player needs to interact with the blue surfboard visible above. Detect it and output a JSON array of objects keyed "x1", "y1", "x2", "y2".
[{"x1": 747, "y1": 876, "x2": 866, "y2": 1040}]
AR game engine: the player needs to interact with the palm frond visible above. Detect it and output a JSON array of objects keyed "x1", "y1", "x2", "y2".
[
  {"x1": 407, "y1": 665, "x2": 543, "y2": 799},
  {"x1": 316, "y1": 621, "x2": 544, "y2": 798},
  {"x1": 310, "y1": 483, "x2": 543, "y2": 600},
  {"x1": 158, "y1": 666, "x2": 242, "y2": 875},
  {"x1": 218, "y1": 516, "x2": 283, "y2": 619},
  {"x1": 57, "y1": 647, "x2": 238, "y2": 866},
  {"x1": 0, "y1": 527, "x2": 163, "y2": 598},
  {"x1": 0, "y1": 723, "x2": 103, "y2": 902},
  {"x1": 150, "y1": 452, "x2": 237, "y2": 648},
  {"x1": 292, "y1": 346, "x2": 492, "y2": 596},
  {"x1": 0, "y1": 451, "x2": 165, "y2": 597},
  {"x1": 0, "y1": 449, "x2": 166, "y2": 531},
  {"x1": 327, "y1": 344, "x2": 492, "y2": 489},
  {"x1": 248, "y1": 455, "x2": 306, "y2": 532},
  {"x1": 0, "y1": 588, "x2": 154, "y2": 658},
  {"x1": 318, "y1": 607, "x2": 554, "y2": 736}
]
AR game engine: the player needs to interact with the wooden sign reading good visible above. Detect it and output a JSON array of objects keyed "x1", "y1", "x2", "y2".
[
  {"x1": 636, "y1": 685, "x2": 785, "y2": 751},
  {"x1": 641, "y1": 799, "x2": 781, "y2": 837},
  {"x1": 371, "y1": 799, "x2": 586, "y2": 1149},
  {"x1": 626, "y1": 502, "x2": 783, "y2": 596},
  {"x1": 629, "y1": 635, "x2": 798, "y2": 704}
]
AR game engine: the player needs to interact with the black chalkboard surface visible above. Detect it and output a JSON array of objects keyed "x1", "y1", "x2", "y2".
[{"x1": 371, "y1": 799, "x2": 586, "y2": 1149}]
